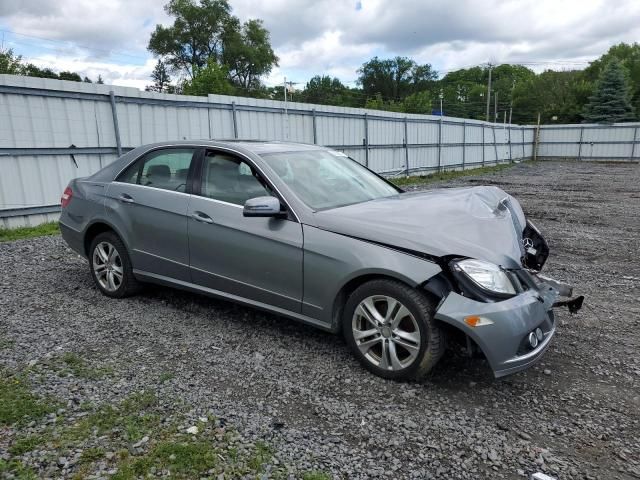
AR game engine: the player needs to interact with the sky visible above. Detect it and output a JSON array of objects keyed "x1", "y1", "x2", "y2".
[{"x1": 1, "y1": 0, "x2": 639, "y2": 90}]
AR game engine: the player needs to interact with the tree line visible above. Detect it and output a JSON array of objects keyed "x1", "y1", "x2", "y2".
[
  {"x1": 0, "y1": 48, "x2": 104, "y2": 84},
  {"x1": 145, "y1": 0, "x2": 638, "y2": 124}
]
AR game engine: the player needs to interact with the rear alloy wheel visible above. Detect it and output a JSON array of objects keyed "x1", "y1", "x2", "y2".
[
  {"x1": 343, "y1": 279, "x2": 444, "y2": 380},
  {"x1": 89, "y1": 232, "x2": 140, "y2": 298}
]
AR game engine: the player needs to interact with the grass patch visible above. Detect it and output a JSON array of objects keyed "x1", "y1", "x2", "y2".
[
  {"x1": 390, "y1": 162, "x2": 516, "y2": 187},
  {"x1": 0, "y1": 459, "x2": 37, "y2": 479},
  {"x1": 58, "y1": 352, "x2": 114, "y2": 380},
  {"x1": 302, "y1": 472, "x2": 333, "y2": 480},
  {"x1": 64, "y1": 391, "x2": 161, "y2": 444},
  {"x1": 0, "y1": 374, "x2": 56, "y2": 426},
  {"x1": 79, "y1": 447, "x2": 105, "y2": 464},
  {"x1": 0, "y1": 222, "x2": 59, "y2": 242},
  {"x1": 9, "y1": 434, "x2": 48, "y2": 456},
  {"x1": 6, "y1": 389, "x2": 287, "y2": 479},
  {"x1": 158, "y1": 371, "x2": 175, "y2": 383}
]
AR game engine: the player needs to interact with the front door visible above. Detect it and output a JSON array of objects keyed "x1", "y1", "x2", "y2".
[
  {"x1": 187, "y1": 149, "x2": 303, "y2": 313},
  {"x1": 106, "y1": 147, "x2": 197, "y2": 281}
]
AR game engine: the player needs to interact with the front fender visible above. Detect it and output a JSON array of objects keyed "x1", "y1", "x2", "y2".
[{"x1": 301, "y1": 225, "x2": 442, "y2": 328}]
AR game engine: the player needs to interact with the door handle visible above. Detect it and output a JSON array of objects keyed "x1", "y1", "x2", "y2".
[
  {"x1": 119, "y1": 193, "x2": 134, "y2": 204},
  {"x1": 191, "y1": 212, "x2": 214, "y2": 224}
]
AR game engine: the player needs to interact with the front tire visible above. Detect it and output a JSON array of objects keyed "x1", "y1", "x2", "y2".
[
  {"x1": 343, "y1": 279, "x2": 444, "y2": 380},
  {"x1": 89, "y1": 232, "x2": 140, "y2": 298}
]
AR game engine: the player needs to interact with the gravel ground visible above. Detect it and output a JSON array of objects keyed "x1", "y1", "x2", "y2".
[{"x1": 1, "y1": 160, "x2": 639, "y2": 479}]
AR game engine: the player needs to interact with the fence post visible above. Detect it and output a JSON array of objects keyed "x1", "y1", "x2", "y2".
[
  {"x1": 533, "y1": 113, "x2": 541, "y2": 161},
  {"x1": 231, "y1": 101, "x2": 239, "y2": 139},
  {"x1": 108, "y1": 91, "x2": 122, "y2": 157},
  {"x1": 481, "y1": 124, "x2": 485, "y2": 167},
  {"x1": 492, "y1": 126, "x2": 499, "y2": 165},
  {"x1": 629, "y1": 126, "x2": 638, "y2": 160},
  {"x1": 404, "y1": 117, "x2": 409, "y2": 177},
  {"x1": 437, "y1": 116, "x2": 442, "y2": 172},
  {"x1": 522, "y1": 127, "x2": 525, "y2": 161},
  {"x1": 461, "y1": 120, "x2": 466, "y2": 170},
  {"x1": 312, "y1": 109, "x2": 317, "y2": 144},
  {"x1": 577, "y1": 126, "x2": 584, "y2": 161},
  {"x1": 508, "y1": 124, "x2": 513, "y2": 163},
  {"x1": 364, "y1": 113, "x2": 369, "y2": 167}
]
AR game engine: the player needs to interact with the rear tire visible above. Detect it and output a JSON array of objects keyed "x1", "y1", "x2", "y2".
[
  {"x1": 89, "y1": 231, "x2": 140, "y2": 298},
  {"x1": 343, "y1": 279, "x2": 444, "y2": 380}
]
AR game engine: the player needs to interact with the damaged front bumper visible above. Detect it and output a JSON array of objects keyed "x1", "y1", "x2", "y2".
[{"x1": 434, "y1": 275, "x2": 582, "y2": 378}]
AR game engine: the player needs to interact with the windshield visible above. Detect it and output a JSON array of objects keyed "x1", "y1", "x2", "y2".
[{"x1": 260, "y1": 150, "x2": 400, "y2": 210}]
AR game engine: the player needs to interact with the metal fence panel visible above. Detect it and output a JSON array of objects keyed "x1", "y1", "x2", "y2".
[{"x1": 6, "y1": 74, "x2": 635, "y2": 227}]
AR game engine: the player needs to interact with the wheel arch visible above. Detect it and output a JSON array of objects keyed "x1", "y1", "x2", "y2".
[
  {"x1": 330, "y1": 270, "x2": 440, "y2": 333},
  {"x1": 83, "y1": 220, "x2": 128, "y2": 257}
]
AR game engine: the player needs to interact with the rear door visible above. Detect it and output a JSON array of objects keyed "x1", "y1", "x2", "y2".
[
  {"x1": 187, "y1": 149, "x2": 303, "y2": 313},
  {"x1": 106, "y1": 147, "x2": 198, "y2": 281}
]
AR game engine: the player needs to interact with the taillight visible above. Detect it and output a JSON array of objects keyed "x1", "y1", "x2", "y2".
[{"x1": 61, "y1": 186, "x2": 73, "y2": 208}]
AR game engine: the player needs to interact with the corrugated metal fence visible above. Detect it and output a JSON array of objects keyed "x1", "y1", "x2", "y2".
[
  {"x1": 538, "y1": 123, "x2": 640, "y2": 160},
  {"x1": 1, "y1": 74, "x2": 637, "y2": 228}
]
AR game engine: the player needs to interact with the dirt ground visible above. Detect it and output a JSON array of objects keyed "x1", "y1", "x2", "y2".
[{"x1": 1, "y1": 160, "x2": 639, "y2": 479}]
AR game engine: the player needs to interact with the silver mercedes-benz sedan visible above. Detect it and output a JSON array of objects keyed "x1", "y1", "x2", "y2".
[{"x1": 59, "y1": 140, "x2": 583, "y2": 380}]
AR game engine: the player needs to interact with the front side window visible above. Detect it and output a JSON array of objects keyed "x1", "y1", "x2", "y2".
[
  {"x1": 117, "y1": 148, "x2": 195, "y2": 192},
  {"x1": 261, "y1": 150, "x2": 400, "y2": 210},
  {"x1": 200, "y1": 151, "x2": 271, "y2": 205}
]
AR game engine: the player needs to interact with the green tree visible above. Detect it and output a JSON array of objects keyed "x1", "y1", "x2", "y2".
[
  {"x1": 222, "y1": 18, "x2": 278, "y2": 90},
  {"x1": 357, "y1": 56, "x2": 437, "y2": 100},
  {"x1": 582, "y1": 59, "x2": 636, "y2": 123},
  {"x1": 146, "y1": 59, "x2": 172, "y2": 92},
  {"x1": 58, "y1": 71, "x2": 83, "y2": 82},
  {"x1": 0, "y1": 48, "x2": 23, "y2": 74},
  {"x1": 299, "y1": 75, "x2": 358, "y2": 106},
  {"x1": 584, "y1": 42, "x2": 640, "y2": 114},
  {"x1": 182, "y1": 59, "x2": 234, "y2": 96},
  {"x1": 512, "y1": 70, "x2": 592, "y2": 124},
  {"x1": 401, "y1": 91, "x2": 433, "y2": 114},
  {"x1": 148, "y1": 0, "x2": 232, "y2": 78},
  {"x1": 83, "y1": 76, "x2": 93, "y2": 83}
]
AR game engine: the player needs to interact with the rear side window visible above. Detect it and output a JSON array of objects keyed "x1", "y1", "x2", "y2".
[{"x1": 117, "y1": 148, "x2": 196, "y2": 192}]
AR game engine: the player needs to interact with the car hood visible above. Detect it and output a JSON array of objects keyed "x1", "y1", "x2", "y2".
[{"x1": 312, "y1": 186, "x2": 526, "y2": 268}]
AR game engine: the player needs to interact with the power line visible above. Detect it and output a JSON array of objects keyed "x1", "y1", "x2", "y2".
[{"x1": 0, "y1": 28, "x2": 151, "y2": 63}]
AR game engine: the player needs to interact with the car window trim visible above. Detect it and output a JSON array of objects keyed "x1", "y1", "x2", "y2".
[
  {"x1": 110, "y1": 181, "x2": 193, "y2": 198},
  {"x1": 194, "y1": 147, "x2": 300, "y2": 223}
]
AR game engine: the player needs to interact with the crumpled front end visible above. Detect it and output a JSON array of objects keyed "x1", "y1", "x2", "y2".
[
  {"x1": 434, "y1": 274, "x2": 561, "y2": 377},
  {"x1": 432, "y1": 194, "x2": 583, "y2": 378}
]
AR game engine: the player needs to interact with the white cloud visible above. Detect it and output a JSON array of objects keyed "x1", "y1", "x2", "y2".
[{"x1": 2, "y1": 0, "x2": 640, "y2": 89}]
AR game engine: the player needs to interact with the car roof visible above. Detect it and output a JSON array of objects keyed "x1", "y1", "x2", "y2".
[{"x1": 141, "y1": 139, "x2": 328, "y2": 155}]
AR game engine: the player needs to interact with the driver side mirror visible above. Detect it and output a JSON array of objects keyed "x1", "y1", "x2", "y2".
[{"x1": 243, "y1": 196, "x2": 285, "y2": 218}]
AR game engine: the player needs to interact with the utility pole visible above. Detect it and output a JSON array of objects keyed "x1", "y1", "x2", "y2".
[
  {"x1": 283, "y1": 76, "x2": 288, "y2": 113},
  {"x1": 439, "y1": 88, "x2": 444, "y2": 116},
  {"x1": 508, "y1": 79, "x2": 515, "y2": 124},
  {"x1": 533, "y1": 112, "x2": 541, "y2": 162},
  {"x1": 494, "y1": 90, "x2": 498, "y2": 123},
  {"x1": 485, "y1": 63, "x2": 492, "y2": 122}
]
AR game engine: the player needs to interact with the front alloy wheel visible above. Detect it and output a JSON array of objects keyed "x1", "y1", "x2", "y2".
[
  {"x1": 352, "y1": 295, "x2": 421, "y2": 371},
  {"x1": 343, "y1": 279, "x2": 444, "y2": 380}
]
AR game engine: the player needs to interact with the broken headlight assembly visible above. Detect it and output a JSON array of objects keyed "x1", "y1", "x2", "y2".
[{"x1": 450, "y1": 259, "x2": 516, "y2": 300}]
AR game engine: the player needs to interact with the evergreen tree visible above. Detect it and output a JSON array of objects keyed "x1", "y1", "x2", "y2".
[
  {"x1": 582, "y1": 59, "x2": 636, "y2": 123},
  {"x1": 147, "y1": 60, "x2": 172, "y2": 92}
]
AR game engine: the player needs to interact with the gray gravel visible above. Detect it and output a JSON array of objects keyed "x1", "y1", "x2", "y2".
[{"x1": 1, "y1": 160, "x2": 639, "y2": 479}]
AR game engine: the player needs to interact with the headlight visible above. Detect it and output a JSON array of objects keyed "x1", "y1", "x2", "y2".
[{"x1": 452, "y1": 259, "x2": 516, "y2": 295}]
